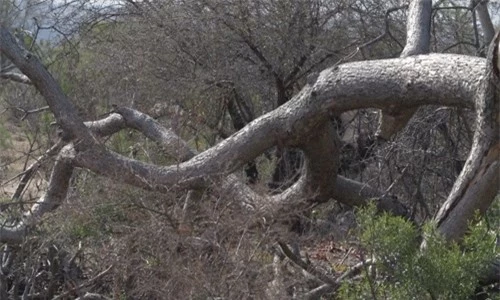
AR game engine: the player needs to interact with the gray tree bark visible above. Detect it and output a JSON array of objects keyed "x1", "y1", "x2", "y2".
[
  {"x1": 376, "y1": 0, "x2": 432, "y2": 141},
  {"x1": 0, "y1": 13, "x2": 497, "y2": 250},
  {"x1": 474, "y1": 0, "x2": 496, "y2": 46},
  {"x1": 434, "y1": 31, "x2": 499, "y2": 242}
]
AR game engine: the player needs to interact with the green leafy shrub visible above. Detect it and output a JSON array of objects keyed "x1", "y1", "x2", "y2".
[{"x1": 338, "y1": 203, "x2": 498, "y2": 300}]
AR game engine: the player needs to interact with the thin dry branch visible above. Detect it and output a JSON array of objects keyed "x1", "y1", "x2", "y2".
[
  {"x1": 278, "y1": 241, "x2": 337, "y2": 286},
  {"x1": 0, "y1": 71, "x2": 31, "y2": 84},
  {"x1": 301, "y1": 259, "x2": 377, "y2": 299},
  {"x1": 52, "y1": 265, "x2": 113, "y2": 300},
  {"x1": 357, "y1": 5, "x2": 408, "y2": 52},
  {"x1": 10, "y1": 140, "x2": 64, "y2": 202},
  {"x1": 0, "y1": 146, "x2": 74, "y2": 243}
]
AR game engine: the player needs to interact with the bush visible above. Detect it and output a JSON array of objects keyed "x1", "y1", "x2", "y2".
[{"x1": 338, "y1": 203, "x2": 499, "y2": 300}]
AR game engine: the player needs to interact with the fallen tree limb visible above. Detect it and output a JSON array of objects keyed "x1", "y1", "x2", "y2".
[{"x1": 0, "y1": 25, "x2": 495, "y2": 246}]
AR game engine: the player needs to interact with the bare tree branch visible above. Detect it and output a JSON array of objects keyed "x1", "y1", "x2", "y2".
[
  {"x1": 402, "y1": 0, "x2": 432, "y2": 56},
  {"x1": 0, "y1": 71, "x2": 31, "y2": 84},
  {"x1": 473, "y1": 0, "x2": 495, "y2": 45},
  {"x1": 0, "y1": 27, "x2": 93, "y2": 147},
  {"x1": 278, "y1": 241, "x2": 337, "y2": 286},
  {"x1": 0, "y1": 147, "x2": 74, "y2": 243}
]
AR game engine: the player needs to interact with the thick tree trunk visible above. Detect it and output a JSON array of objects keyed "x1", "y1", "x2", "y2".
[
  {"x1": 270, "y1": 77, "x2": 303, "y2": 190},
  {"x1": 433, "y1": 32, "x2": 500, "y2": 242}
]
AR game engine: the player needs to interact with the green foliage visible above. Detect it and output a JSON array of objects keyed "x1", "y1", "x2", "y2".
[
  {"x1": 66, "y1": 221, "x2": 98, "y2": 241},
  {"x1": 486, "y1": 194, "x2": 500, "y2": 232},
  {"x1": 109, "y1": 130, "x2": 136, "y2": 156},
  {"x1": 13, "y1": 28, "x2": 34, "y2": 49},
  {"x1": 40, "y1": 111, "x2": 55, "y2": 134},
  {"x1": 338, "y1": 203, "x2": 498, "y2": 300}
]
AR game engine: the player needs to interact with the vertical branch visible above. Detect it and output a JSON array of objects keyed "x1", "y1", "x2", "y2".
[
  {"x1": 474, "y1": 0, "x2": 495, "y2": 45},
  {"x1": 299, "y1": 121, "x2": 340, "y2": 203},
  {"x1": 376, "y1": 0, "x2": 432, "y2": 141},
  {"x1": 401, "y1": 0, "x2": 432, "y2": 56}
]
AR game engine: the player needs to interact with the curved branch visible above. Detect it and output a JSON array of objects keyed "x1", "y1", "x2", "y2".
[
  {"x1": 0, "y1": 24, "x2": 491, "y2": 244},
  {"x1": 0, "y1": 147, "x2": 74, "y2": 243},
  {"x1": 1, "y1": 22, "x2": 485, "y2": 195},
  {"x1": 84, "y1": 113, "x2": 127, "y2": 137},
  {"x1": 115, "y1": 107, "x2": 195, "y2": 162},
  {"x1": 434, "y1": 31, "x2": 500, "y2": 241},
  {"x1": 0, "y1": 71, "x2": 31, "y2": 84},
  {"x1": 82, "y1": 107, "x2": 409, "y2": 217},
  {"x1": 0, "y1": 27, "x2": 93, "y2": 148},
  {"x1": 68, "y1": 54, "x2": 484, "y2": 194}
]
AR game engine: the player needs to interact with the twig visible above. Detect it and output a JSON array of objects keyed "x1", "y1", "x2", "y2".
[
  {"x1": 336, "y1": 259, "x2": 376, "y2": 283},
  {"x1": 75, "y1": 293, "x2": 112, "y2": 300},
  {"x1": 11, "y1": 141, "x2": 64, "y2": 202},
  {"x1": 278, "y1": 241, "x2": 336, "y2": 286},
  {"x1": 357, "y1": 5, "x2": 408, "y2": 52},
  {"x1": 300, "y1": 258, "x2": 377, "y2": 299},
  {"x1": 0, "y1": 72, "x2": 31, "y2": 84},
  {"x1": 19, "y1": 106, "x2": 50, "y2": 121},
  {"x1": 302, "y1": 283, "x2": 335, "y2": 300},
  {"x1": 382, "y1": 164, "x2": 409, "y2": 197},
  {"x1": 52, "y1": 265, "x2": 113, "y2": 300},
  {"x1": 441, "y1": 41, "x2": 478, "y2": 53}
]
